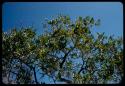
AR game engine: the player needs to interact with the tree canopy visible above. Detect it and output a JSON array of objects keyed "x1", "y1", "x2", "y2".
[{"x1": 2, "y1": 15, "x2": 123, "y2": 84}]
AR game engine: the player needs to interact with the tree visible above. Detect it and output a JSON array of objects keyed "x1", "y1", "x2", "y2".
[{"x1": 2, "y1": 15, "x2": 123, "y2": 84}]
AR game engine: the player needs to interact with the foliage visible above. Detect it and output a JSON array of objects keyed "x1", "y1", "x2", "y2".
[{"x1": 2, "y1": 15, "x2": 123, "y2": 84}]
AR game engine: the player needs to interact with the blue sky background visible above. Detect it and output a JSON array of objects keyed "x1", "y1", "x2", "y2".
[
  {"x1": 2, "y1": 2, "x2": 123, "y2": 84},
  {"x1": 2, "y1": 2, "x2": 123, "y2": 37}
]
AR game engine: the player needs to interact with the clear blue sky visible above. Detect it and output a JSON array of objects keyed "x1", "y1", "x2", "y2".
[
  {"x1": 2, "y1": 2, "x2": 123, "y2": 84},
  {"x1": 2, "y1": 2, "x2": 123, "y2": 37}
]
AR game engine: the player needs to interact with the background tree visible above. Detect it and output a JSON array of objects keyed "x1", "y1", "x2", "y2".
[{"x1": 2, "y1": 15, "x2": 123, "y2": 84}]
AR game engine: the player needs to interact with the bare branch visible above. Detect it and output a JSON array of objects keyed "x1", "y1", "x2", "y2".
[
  {"x1": 60, "y1": 47, "x2": 74, "y2": 69},
  {"x1": 33, "y1": 67, "x2": 39, "y2": 84}
]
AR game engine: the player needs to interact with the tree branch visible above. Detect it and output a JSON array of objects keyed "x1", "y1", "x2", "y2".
[
  {"x1": 47, "y1": 54, "x2": 61, "y2": 61},
  {"x1": 59, "y1": 78, "x2": 72, "y2": 84},
  {"x1": 78, "y1": 66, "x2": 84, "y2": 74},
  {"x1": 78, "y1": 51, "x2": 86, "y2": 74},
  {"x1": 33, "y1": 67, "x2": 39, "y2": 84},
  {"x1": 60, "y1": 47, "x2": 74, "y2": 69},
  {"x1": 13, "y1": 55, "x2": 39, "y2": 84}
]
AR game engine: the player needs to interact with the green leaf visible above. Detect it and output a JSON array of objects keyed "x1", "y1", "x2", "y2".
[
  {"x1": 95, "y1": 19, "x2": 100, "y2": 26},
  {"x1": 67, "y1": 61, "x2": 72, "y2": 68},
  {"x1": 72, "y1": 53, "x2": 77, "y2": 58},
  {"x1": 85, "y1": 16, "x2": 91, "y2": 21},
  {"x1": 78, "y1": 16, "x2": 83, "y2": 21},
  {"x1": 90, "y1": 18, "x2": 94, "y2": 24},
  {"x1": 57, "y1": 72, "x2": 61, "y2": 80}
]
